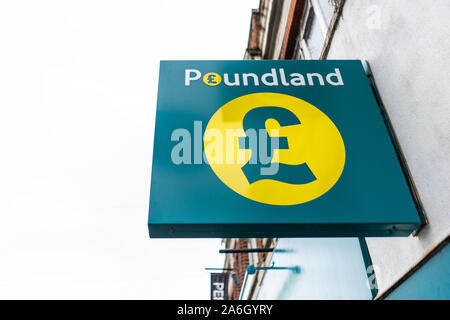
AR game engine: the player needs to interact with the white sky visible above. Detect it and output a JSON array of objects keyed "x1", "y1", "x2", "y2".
[{"x1": 0, "y1": 0, "x2": 260, "y2": 299}]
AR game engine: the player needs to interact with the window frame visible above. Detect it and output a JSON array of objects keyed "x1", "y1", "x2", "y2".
[{"x1": 295, "y1": 0, "x2": 336, "y2": 60}]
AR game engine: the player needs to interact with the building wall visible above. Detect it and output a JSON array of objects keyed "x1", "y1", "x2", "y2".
[
  {"x1": 269, "y1": 0, "x2": 292, "y2": 59},
  {"x1": 326, "y1": 0, "x2": 450, "y2": 297},
  {"x1": 230, "y1": 239, "x2": 250, "y2": 300}
]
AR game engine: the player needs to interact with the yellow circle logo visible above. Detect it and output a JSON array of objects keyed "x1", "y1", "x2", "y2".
[
  {"x1": 203, "y1": 73, "x2": 222, "y2": 86},
  {"x1": 204, "y1": 92, "x2": 345, "y2": 205}
]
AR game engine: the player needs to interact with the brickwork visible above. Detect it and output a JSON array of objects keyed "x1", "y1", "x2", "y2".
[
  {"x1": 230, "y1": 239, "x2": 249, "y2": 300},
  {"x1": 279, "y1": 0, "x2": 306, "y2": 60},
  {"x1": 247, "y1": 9, "x2": 262, "y2": 57},
  {"x1": 256, "y1": 238, "x2": 268, "y2": 267}
]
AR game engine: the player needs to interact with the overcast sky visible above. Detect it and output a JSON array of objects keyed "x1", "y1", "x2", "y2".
[{"x1": 0, "y1": 0, "x2": 259, "y2": 299}]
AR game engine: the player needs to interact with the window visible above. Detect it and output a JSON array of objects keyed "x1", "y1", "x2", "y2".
[
  {"x1": 305, "y1": 11, "x2": 324, "y2": 59},
  {"x1": 316, "y1": 0, "x2": 335, "y2": 26},
  {"x1": 294, "y1": 0, "x2": 336, "y2": 60}
]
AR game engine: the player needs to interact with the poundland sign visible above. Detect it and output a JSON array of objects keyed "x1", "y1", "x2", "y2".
[
  {"x1": 148, "y1": 60, "x2": 424, "y2": 238},
  {"x1": 184, "y1": 67, "x2": 344, "y2": 87}
]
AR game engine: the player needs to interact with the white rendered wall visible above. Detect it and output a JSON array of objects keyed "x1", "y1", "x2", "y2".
[{"x1": 327, "y1": 0, "x2": 450, "y2": 297}]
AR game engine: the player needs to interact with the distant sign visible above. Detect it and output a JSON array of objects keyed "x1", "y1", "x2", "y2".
[
  {"x1": 210, "y1": 273, "x2": 228, "y2": 300},
  {"x1": 148, "y1": 60, "x2": 424, "y2": 237}
]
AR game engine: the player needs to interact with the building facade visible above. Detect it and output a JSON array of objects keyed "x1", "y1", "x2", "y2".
[{"x1": 223, "y1": 0, "x2": 450, "y2": 300}]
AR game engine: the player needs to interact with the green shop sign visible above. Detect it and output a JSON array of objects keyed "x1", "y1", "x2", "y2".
[{"x1": 148, "y1": 60, "x2": 424, "y2": 238}]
